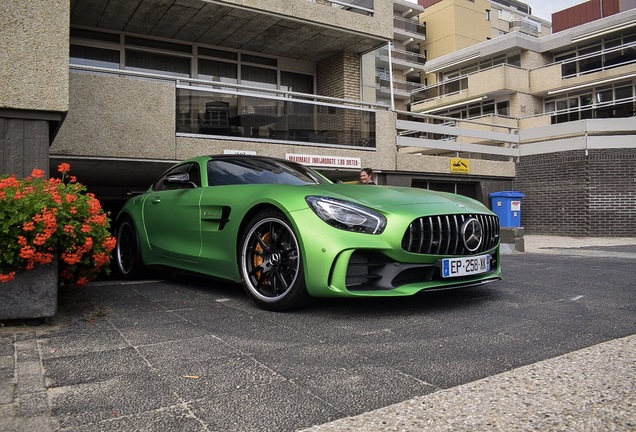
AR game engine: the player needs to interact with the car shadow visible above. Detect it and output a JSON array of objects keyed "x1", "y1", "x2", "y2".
[{"x1": 95, "y1": 270, "x2": 501, "y2": 316}]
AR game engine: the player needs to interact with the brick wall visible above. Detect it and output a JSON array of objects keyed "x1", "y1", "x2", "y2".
[
  {"x1": 317, "y1": 52, "x2": 360, "y2": 100},
  {"x1": 513, "y1": 149, "x2": 636, "y2": 237},
  {"x1": 587, "y1": 149, "x2": 636, "y2": 237}
]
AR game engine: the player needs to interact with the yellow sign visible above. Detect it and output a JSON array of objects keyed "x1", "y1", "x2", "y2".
[{"x1": 451, "y1": 158, "x2": 470, "y2": 173}]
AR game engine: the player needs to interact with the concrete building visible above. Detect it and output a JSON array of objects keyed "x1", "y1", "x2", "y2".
[
  {"x1": 376, "y1": 0, "x2": 427, "y2": 110},
  {"x1": 1, "y1": 0, "x2": 634, "y2": 236},
  {"x1": 1, "y1": 0, "x2": 515, "y2": 214},
  {"x1": 419, "y1": 0, "x2": 551, "y2": 63},
  {"x1": 410, "y1": 0, "x2": 636, "y2": 236}
]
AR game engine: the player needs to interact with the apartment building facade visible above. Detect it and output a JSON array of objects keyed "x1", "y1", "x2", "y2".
[
  {"x1": 3, "y1": 0, "x2": 633, "y2": 236},
  {"x1": 419, "y1": 0, "x2": 551, "y2": 65},
  {"x1": 2, "y1": 0, "x2": 517, "y2": 219},
  {"x1": 411, "y1": 1, "x2": 636, "y2": 236}
]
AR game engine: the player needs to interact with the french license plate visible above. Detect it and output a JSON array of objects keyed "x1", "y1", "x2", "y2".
[{"x1": 442, "y1": 254, "x2": 491, "y2": 278}]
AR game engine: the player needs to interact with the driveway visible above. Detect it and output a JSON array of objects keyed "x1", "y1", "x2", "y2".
[{"x1": 1, "y1": 238, "x2": 636, "y2": 431}]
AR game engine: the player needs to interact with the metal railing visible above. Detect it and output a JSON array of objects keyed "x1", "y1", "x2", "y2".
[
  {"x1": 70, "y1": 64, "x2": 384, "y2": 150},
  {"x1": 412, "y1": 63, "x2": 525, "y2": 104},
  {"x1": 395, "y1": 110, "x2": 519, "y2": 159},
  {"x1": 391, "y1": 48, "x2": 426, "y2": 65},
  {"x1": 509, "y1": 20, "x2": 538, "y2": 34},
  {"x1": 321, "y1": 0, "x2": 374, "y2": 15},
  {"x1": 557, "y1": 40, "x2": 636, "y2": 78},
  {"x1": 393, "y1": 16, "x2": 426, "y2": 36}
]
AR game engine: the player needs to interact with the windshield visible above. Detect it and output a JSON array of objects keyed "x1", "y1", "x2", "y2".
[{"x1": 206, "y1": 157, "x2": 331, "y2": 186}]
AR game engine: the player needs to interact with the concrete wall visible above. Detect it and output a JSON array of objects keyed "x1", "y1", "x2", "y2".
[
  {"x1": 0, "y1": 0, "x2": 69, "y2": 177},
  {"x1": 220, "y1": 0, "x2": 393, "y2": 40},
  {"x1": 529, "y1": 63, "x2": 636, "y2": 95},
  {"x1": 0, "y1": 0, "x2": 69, "y2": 113},
  {"x1": 422, "y1": 0, "x2": 496, "y2": 62},
  {"x1": 414, "y1": 64, "x2": 529, "y2": 113},
  {"x1": 397, "y1": 153, "x2": 515, "y2": 177},
  {"x1": 52, "y1": 74, "x2": 177, "y2": 160}
]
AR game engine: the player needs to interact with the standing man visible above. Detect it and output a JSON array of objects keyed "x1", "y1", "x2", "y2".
[{"x1": 360, "y1": 168, "x2": 376, "y2": 185}]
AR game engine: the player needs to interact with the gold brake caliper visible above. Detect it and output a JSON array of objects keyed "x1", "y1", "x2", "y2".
[{"x1": 253, "y1": 231, "x2": 270, "y2": 285}]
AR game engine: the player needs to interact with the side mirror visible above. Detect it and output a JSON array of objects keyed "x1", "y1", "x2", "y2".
[{"x1": 165, "y1": 173, "x2": 197, "y2": 188}]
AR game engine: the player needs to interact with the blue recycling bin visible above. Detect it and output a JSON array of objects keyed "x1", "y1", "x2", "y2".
[{"x1": 489, "y1": 191, "x2": 525, "y2": 228}]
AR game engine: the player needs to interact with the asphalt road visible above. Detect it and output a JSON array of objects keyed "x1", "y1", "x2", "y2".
[{"x1": 2, "y1": 242, "x2": 635, "y2": 431}]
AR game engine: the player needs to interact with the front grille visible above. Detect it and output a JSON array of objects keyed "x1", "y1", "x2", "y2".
[{"x1": 402, "y1": 214, "x2": 499, "y2": 255}]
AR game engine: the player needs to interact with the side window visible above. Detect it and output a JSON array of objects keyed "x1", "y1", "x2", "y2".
[{"x1": 152, "y1": 163, "x2": 200, "y2": 191}]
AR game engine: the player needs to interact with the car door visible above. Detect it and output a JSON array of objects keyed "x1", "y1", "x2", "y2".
[{"x1": 142, "y1": 163, "x2": 204, "y2": 261}]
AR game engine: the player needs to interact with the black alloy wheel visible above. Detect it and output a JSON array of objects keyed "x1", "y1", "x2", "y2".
[
  {"x1": 115, "y1": 216, "x2": 143, "y2": 279},
  {"x1": 239, "y1": 209, "x2": 309, "y2": 311}
]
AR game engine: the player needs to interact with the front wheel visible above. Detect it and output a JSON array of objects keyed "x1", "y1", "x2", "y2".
[
  {"x1": 115, "y1": 216, "x2": 144, "y2": 279},
  {"x1": 239, "y1": 209, "x2": 310, "y2": 311}
]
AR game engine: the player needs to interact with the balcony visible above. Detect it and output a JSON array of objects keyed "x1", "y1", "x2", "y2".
[
  {"x1": 55, "y1": 66, "x2": 383, "y2": 164},
  {"x1": 393, "y1": 16, "x2": 426, "y2": 46},
  {"x1": 531, "y1": 63, "x2": 636, "y2": 96},
  {"x1": 394, "y1": 111, "x2": 519, "y2": 175},
  {"x1": 376, "y1": 77, "x2": 424, "y2": 101},
  {"x1": 412, "y1": 65, "x2": 529, "y2": 113},
  {"x1": 69, "y1": 0, "x2": 389, "y2": 64},
  {"x1": 509, "y1": 20, "x2": 539, "y2": 36},
  {"x1": 393, "y1": 0, "x2": 424, "y2": 20},
  {"x1": 323, "y1": 0, "x2": 374, "y2": 15},
  {"x1": 391, "y1": 49, "x2": 426, "y2": 74},
  {"x1": 375, "y1": 46, "x2": 426, "y2": 75},
  {"x1": 177, "y1": 86, "x2": 377, "y2": 148}
]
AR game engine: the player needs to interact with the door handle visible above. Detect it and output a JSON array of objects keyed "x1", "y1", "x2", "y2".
[{"x1": 151, "y1": 198, "x2": 161, "y2": 204}]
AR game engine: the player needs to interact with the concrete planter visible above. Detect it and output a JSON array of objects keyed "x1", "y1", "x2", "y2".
[{"x1": 0, "y1": 258, "x2": 58, "y2": 320}]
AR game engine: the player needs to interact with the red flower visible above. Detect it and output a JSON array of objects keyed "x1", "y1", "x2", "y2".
[
  {"x1": 1, "y1": 163, "x2": 117, "y2": 287},
  {"x1": 0, "y1": 272, "x2": 16, "y2": 283},
  {"x1": 58, "y1": 163, "x2": 71, "y2": 174},
  {"x1": 31, "y1": 168, "x2": 45, "y2": 179}
]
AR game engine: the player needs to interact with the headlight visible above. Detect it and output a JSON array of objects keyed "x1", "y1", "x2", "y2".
[{"x1": 306, "y1": 196, "x2": 386, "y2": 234}]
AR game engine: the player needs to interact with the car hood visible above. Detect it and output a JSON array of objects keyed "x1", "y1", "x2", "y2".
[{"x1": 308, "y1": 184, "x2": 489, "y2": 214}]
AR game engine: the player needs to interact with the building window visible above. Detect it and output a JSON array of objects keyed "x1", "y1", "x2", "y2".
[
  {"x1": 198, "y1": 59, "x2": 238, "y2": 84},
  {"x1": 70, "y1": 45, "x2": 120, "y2": 69},
  {"x1": 69, "y1": 28, "x2": 315, "y2": 93},
  {"x1": 555, "y1": 31, "x2": 636, "y2": 78},
  {"x1": 240, "y1": 65, "x2": 277, "y2": 90},
  {"x1": 125, "y1": 49, "x2": 191, "y2": 78},
  {"x1": 430, "y1": 99, "x2": 509, "y2": 119},
  {"x1": 545, "y1": 80, "x2": 636, "y2": 123},
  {"x1": 280, "y1": 72, "x2": 314, "y2": 93}
]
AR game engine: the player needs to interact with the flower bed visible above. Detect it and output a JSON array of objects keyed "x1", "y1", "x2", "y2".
[{"x1": 0, "y1": 164, "x2": 116, "y2": 287}]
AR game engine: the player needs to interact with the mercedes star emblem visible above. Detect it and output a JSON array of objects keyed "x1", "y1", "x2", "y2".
[{"x1": 461, "y1": 218, "x2": 483, "y2": 252}]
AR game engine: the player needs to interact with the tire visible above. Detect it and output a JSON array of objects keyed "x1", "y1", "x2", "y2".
[
  {"x1": 239, "y1": 209, "x2": 310, "y2": 311},
  {"x1": 115, "y1": 216, "x2": 144, "y2": 279}
]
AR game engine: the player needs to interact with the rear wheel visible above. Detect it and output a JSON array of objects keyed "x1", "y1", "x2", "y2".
[
  {"x1": 115, "y1": 216, "x2": 144, "y2": 279},
  {"x1": 239, "y1": 209, "x2": 310, "y2": 311}
]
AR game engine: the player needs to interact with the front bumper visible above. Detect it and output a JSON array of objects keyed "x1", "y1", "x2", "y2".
[
  {"x1": 293, "y1": 207, "x2": 502, "y2": 298},
  {"x1": 318, "y1": 247, "x2": 502, "y2": 297}
]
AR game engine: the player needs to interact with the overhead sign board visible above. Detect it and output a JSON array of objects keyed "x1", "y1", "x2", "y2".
[
  {"x1": 224, "y1": 150, "x2": 257, "y2": 155},
  {"x1": 286, "y1": 154, "x2": 361, "y2": 169}
]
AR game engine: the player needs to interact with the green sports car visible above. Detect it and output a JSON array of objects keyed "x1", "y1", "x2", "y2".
[{"x1": 115, "y1": 155, "x2": 501, "y2": 311}]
